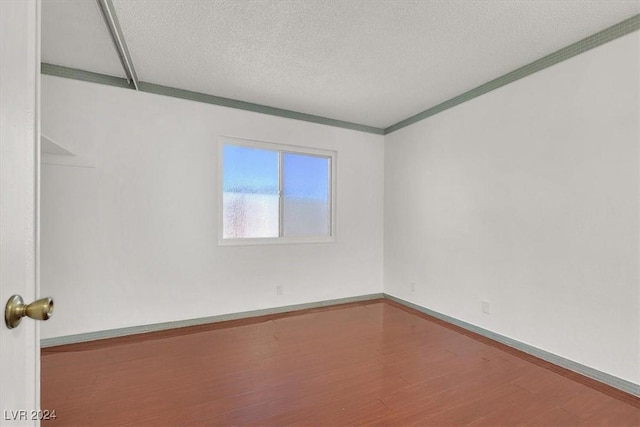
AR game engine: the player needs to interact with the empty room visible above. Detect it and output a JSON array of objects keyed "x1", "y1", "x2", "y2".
[{"x1": 1, "y1": 0, "x2": 639, "y2": 425}]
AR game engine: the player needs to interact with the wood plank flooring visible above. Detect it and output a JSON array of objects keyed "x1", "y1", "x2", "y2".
[{"x1": 41, "y1": 300, "x2": 640, "y2": 426}]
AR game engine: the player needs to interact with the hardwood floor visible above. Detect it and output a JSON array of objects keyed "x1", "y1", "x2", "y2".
[{"x1": 41, "y1": 300, "x2": 640, "y2": 426}]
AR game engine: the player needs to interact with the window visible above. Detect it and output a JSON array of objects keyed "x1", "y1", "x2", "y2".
[{"x1": 219, "y1": 137, "x2": 336, "y2": 245}]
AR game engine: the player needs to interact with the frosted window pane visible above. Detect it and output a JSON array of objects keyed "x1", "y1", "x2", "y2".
[
  {"x1": 223, "y1": 145, "x2": 279, "y2": 238},
  {"x1": 282, "y1": 153, "x2": 330, "y2": 236}
]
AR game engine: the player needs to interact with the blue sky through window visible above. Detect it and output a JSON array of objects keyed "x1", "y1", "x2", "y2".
[
  {"x1": 283, "y1": 153, "x2": 329, "y2": 200},
  {"x1": 223, "y1": 145, "x2": 329, "y2": 199},
  {"x1": 223, "y1": 145, "x2": 278, "y2": 194}
]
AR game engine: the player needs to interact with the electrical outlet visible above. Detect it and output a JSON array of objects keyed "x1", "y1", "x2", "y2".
[
  {"x1": 276, "y1": 285, "x2": 283, "y2": 296},
  {"x1": 410, "y1": 282, "x2": 416, "y2": 292},
  {"x1": 482, "y1": 300, "x2": 490, "y2": 314}
]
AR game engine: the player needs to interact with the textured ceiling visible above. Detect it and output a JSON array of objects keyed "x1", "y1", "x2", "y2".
[
  {"x1": 42, "y1": 0, "x2": 126, "y2": 78},
  {"x1": 43, "y1": 1, "x2": 639, "y2": 129}
]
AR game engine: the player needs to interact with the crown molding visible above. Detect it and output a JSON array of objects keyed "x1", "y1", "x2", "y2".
[
  {"x1": 41, "y1": 14, "x2": 639, "y2": 137},
  {"x1": 384, "y1": 14, "x2": 640, "y2": 134},
  {"x1": 40, "y1": 63, "x2": 385, "y2": 135}
]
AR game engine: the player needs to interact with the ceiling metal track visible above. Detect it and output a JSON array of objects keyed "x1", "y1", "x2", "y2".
[{"x1": 96, "y1": 0, "x2": 139, "y2": 90}]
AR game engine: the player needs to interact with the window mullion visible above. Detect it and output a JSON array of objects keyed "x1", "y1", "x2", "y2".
[
  {"x1": 327, "y1": 158, "x2": 332, "y2": 236},
  {"x1": 278, "y1": 151, "x2": 284, "y2": 238}
]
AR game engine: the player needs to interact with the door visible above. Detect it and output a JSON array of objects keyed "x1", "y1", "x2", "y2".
[{"x1": 0, "y1": 0, "x2": 41, "y2": 425}]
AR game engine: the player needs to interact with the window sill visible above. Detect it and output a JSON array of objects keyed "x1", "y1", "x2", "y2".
[{"x1": 218, "y1": 235, "x2": 335, "y2": 246}]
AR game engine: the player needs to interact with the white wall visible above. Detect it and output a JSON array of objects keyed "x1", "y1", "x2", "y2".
[
  {"x1": 40, "y1": 75, "x2": 384, "y2": 339},
  {"x1": 385, "y1": 32, "x2": 640, "y2": 384}
]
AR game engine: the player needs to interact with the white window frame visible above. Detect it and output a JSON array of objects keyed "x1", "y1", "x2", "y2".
[{"x1": 218, "y1": 136, "x2": 337, "y2": 246}]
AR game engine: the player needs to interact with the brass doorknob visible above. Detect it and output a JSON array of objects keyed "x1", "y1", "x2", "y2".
[{"x1": 4, "y1": 295, "x2": 54, "y2": 329}]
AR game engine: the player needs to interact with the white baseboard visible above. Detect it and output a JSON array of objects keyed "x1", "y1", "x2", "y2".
[
  {"x1": 384, "y1": 293, "x2": 640, "y2": 398},
  {"x1": 40, "y1": 293, "x2": 383, "y2": 348}
]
